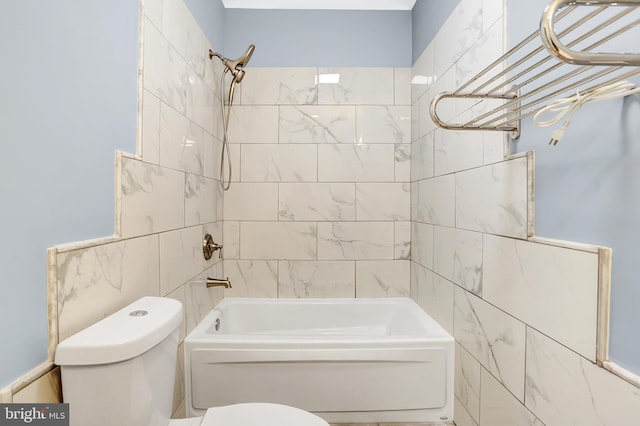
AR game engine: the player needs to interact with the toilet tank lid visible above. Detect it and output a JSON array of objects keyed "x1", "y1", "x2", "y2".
[{"x1": 55, "y1": 297, "x2": 183, "y2": 366}]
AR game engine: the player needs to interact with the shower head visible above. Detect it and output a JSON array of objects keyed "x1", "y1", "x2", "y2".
[{"x1": 209, "y1": 44, "x2": 255, "y2": 83}]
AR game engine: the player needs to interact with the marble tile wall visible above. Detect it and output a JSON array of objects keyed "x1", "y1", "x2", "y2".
[
  {"x1": 45, "y1": 0, "x2": 225, "y2": 417},
  {"x1": 222, "y1": 66, "x2": 411, "y2": 299},
  {"x1": 412, "y1": 0, "x2": 639, "y2": 425}
]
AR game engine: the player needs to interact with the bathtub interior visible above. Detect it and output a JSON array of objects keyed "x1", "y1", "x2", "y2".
[{"x1": 199, "y1": 298, "x2": 448, "y2": 338}]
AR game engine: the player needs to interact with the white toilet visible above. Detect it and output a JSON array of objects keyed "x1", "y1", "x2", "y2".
[{"x1": 55, "y1": 297, "x2": 329, "y2": 426}]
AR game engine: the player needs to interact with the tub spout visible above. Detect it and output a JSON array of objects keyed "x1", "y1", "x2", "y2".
[{"x1": 206, "y1": 277, "x2": 232, "y2": 289}]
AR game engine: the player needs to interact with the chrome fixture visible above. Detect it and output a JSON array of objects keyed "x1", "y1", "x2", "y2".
[
  {"x1": 206, "y1": 277, "x2": 232, "y2": 289},
  {"x1": 209, "y1": 44, "x2": 255, "y2": 105},
  {"x1": 203, "y1": 234, "x2": 223, "y2": 260},
  {"x1": 208, "y1": 44, "x2": 256, "y2": 191},
  {"x1": 429, "y1": 0, "x2": 640, "y2": 136}
]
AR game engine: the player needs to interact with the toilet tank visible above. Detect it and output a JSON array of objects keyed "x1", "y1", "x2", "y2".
[{"x1": 55, "y1": 297, "x2": 183, "y2": 426}]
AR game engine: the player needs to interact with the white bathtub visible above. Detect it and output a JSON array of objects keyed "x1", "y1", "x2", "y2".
[{"x1": 184, "y1": 298, "x2": 454, "y2": 424}]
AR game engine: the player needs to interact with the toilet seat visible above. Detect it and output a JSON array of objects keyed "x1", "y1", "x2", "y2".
[{"x1": 200, "y1": 403, "x2": 329, "y2": 426}]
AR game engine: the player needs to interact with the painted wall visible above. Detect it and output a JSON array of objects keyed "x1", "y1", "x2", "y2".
[
  {"x1": 223, "y1": 9, "x2": 412, "y2": 67},
  {"x1": 412, "y1": 0, "x2": 640, "y2": 424},
  {"x1": 508, "y1": 0, "x2": 640, "y2": 375},
  {"x1": 0, "y1": 1, "x2": 138, "y2": 388},
  {"x1": 411, "y1": 0, "x2": 461, "y2": 64}
]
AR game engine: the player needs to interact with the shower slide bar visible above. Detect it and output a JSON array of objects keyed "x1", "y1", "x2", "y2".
[{"x1": 429, "y1": 0, "x2": 640, "y2": 137}]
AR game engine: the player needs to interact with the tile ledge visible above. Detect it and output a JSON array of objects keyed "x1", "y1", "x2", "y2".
[
  {"x1": 50, "y1": 235, "x2": 121, "y2": 254},
  {"x1": 603, "y1": 361, "x2": 640, "y2": 389},
  {"x1": 527, "y1": 236, "x2": 608, "y2": 254},
  {"x1": 0, "y1": 361, "x2": 55, "y2": 401}
]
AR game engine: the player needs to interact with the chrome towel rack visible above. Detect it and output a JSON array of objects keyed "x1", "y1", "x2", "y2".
[{"x1": 430, "y1": 0, "x2": 640, "y2": 137}]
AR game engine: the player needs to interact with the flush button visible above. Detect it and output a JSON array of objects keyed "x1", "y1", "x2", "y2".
[{"x1": 129, "y1": 310, "x2": 148, "y2": 317}]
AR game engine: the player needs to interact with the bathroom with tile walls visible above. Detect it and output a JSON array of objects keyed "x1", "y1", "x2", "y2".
[{"x1": 2, "y1": 0, "x2": 640, "y2": 425}]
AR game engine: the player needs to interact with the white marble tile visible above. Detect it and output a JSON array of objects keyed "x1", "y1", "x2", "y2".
[
  {"x1": 318, "y1": 222, "x2": 394, "y2": 260},
  {"x1": 185, "y1": 174, "x2": 216, "y2": 226},
  {"x1": 355, "y1": 260, "x2": 410, "y2": 297},
  {"x1": 455, "y1": 343, "x2": 481, "y2": 424},
  {"x1": 240, "y1": 67, "x2": 318, "y2": 105},
  {"x1": 141, "y1": 91, "x2": 161, "y2": 164},
  {"x1": 411, "y1": 42, "x2": 435, "y2": 104},
  {"x1": 395, "y1": 143, "x2": 411, "y2": 182},
  {"x1": 185, "y1": 265, "x2": 224, "y2": 334},
  {"x1": 240, "y1": 222, "x2": 317, "y2": 260},
  {"x1": 454, "y1": 397, "x2": 479, "y2": 426},
  {"x1": 434, "y1": 129, "x2": 484, "y2": 176},
  {"x1": 223, "y1": 183, "x2": 278, "y2": 221},
  {"x1": 12, "y1": 367, "x2": 62, "y2": 404},
  {"x1": 417, "y1": 175, "x2": 455, "y2": 227},
  {"x1": 57, "y1": 235, "x2": 160, "y2": 341},
  {"x1": 413, "y1": 263, "x2": 454, "y2": 335},
  {"x1": 186, "y1": 68, "x2": 215, "y2": 135},
  {"x1": 279, "y1": 183, "x2": 356, "y2": 222},
  {"x1": 143, "y1": 0, "x2": 163, "y2": 30},
  {"x1": 410, "y1": 181, "x2": 419, "y2": 221},
  {"x1": 525, "y1": 328, "x2": 640, "y2": 426},
  {"x1": 411, "y1": 95, "x2": 420, "y2": 143},
  {"x1": 433, "y1": 0, "x2": 483, "y2": 78},
  {"x1": 484, "y1": 131, "x2": 506, "y2": 164},
  {"x1": 278, "y1": 261, "x2": 356, "y2": 298},
  {"x1": 226, "y1": 144, "x2": 240, "y2": 183},
  {"x1": 483, "y1": 0, "x2": 504, "y2": 33},
  {"x1": 159, "y1": 226, "x2": 205, "y2": 296},
  {"x1": 203, "y1": 131, "x2": 221, "y2": 180},
  {"x1": 222, "y1": 221, "x2": 240, "y2": 260},
  {"x1": 455, "y1": 156, "x2": 529, "y2": 239},
  {"x1": 434, "y1": 227, "x2": 483, "y2": 296},
  {"x1": 240, "y1": 144, "x2": 317, "y2": 182},
  {"x1": 481, "y1": 367, "x2": 543, "y2": 426},
  {"x1": 161, "y1": 0, "x2": 207, "y2": 77},
  {"x1": 159, "y1": 102, "x2": 204, "y2": 174},
  {"x1": 143, "y1": 18, "x2": 187, "y2": 113},
  {"x1": 120, "y1": 157, "x2": 185, "y2": 238},
  {"x1": 411, "y1": 222, "x2": 434, "y2": 269},
  {"x1": 394, "y1": 67, "x2": 412, "y2": 106},
  {"x1": 162, "y1": 0, "x2": 199, "y2": 65},
  {"x1": 227, "y1": 106, "x2": 279, "y2": 143},
  {"x1": 456, "y1": 16, "x2": 504, "y2": 87},
  {"x1": 223, "y1": 260, "x2": 278, "y2": 298},
  {"x1": 395, "y1": 221, "x2": 411, "y2": 260},
  {"x1": 411, "y1": 134, "x2": 434, "y2": 181},
  {"x1": 454, "y1": 287, "x2": 526, "y2": 401},
  {"x1": 483, "y1": 235, "x2": 599, "y2": 360},
  {"x1": 356, "y1": 183, "x2": 410, "y2": 221},
  {"x1": 318, "y1": 67, "x2": 394, "y2": 105},
  {"x1": 356, "y1": 106, "x2": 411, "y2": 144},
  {"x1": 318, "y1": 144, "x2": 395, "y2": 182},
  {"x1": 420, "y1": 67, "x2": 455, "y2": 138},
  {"x1": 279, "y1": 106, "x2": 356, "y2": 144}
]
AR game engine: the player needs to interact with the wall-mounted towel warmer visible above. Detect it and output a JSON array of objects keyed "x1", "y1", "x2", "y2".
[{"x1": 429, "y1": 0, "x2": 640, "y2": 138}]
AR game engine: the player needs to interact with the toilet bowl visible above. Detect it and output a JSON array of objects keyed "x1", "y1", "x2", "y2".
[{"x1": 55, "y1": 297, "x2": 328, "y2": 426}]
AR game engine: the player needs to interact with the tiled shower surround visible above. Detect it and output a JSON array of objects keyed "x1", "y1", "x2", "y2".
[
  {"x1": 221, "y1": 67, "x2": 412, "y2": 298},
  {"x1": 7, "y1": 0, "x2": 637, "y2": 424}
]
